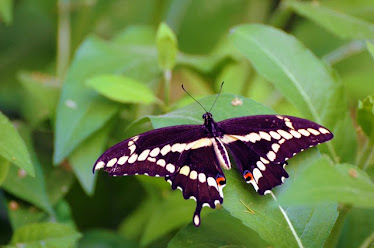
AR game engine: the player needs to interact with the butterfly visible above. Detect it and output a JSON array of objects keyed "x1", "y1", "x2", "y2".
[{"x1": 93, "y1": 85, "x2": 333, "y2": 227}]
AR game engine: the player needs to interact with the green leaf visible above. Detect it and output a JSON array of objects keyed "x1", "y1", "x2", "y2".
[
  {"x1": 0, "y1": 0, "x2": 13, "y2": 25},
  {"x1": 113, "y1": 25, "x2": 156, "y2": 45},
  {"x1": 2, "y1": 126, "x2": 53, "y2": 214},
  {"x1": 6, "y1": 200, "x2": 47, "y2": 230},
  {"x1": 279, "y1": 158, "x2": 374, "y2": 208},
  {"x1": 367, "y1": 41, "x2": 374, "y2": 59},
  {"x1": 223, "y1": 149, "x2": 338, "y2": 248},
  {"x1": 156, "y1": 22, "x2": 178, "y2": 70},
  {"x1": 18, "y1": 71, "x2": 60, "y2": 126},
  {"x1": 140, "y1": 191, "x2": 196, "y2": 247},
  {"x1": 79, "y1": 230, "x2": 137, "y2": 248},
  {"x1": 230, "y1": 24, "x2": 356, "y2": 163},
  {"x1": 338, "y1": 208, "x2": 374, "y2": 248},
  {"x1": 145, "y1": 94, "x2": 337, "y2": 247},
  {"x1": 357, "y1": 95, "x2": 374, "y2": 142},
  {"x1": 145, "y1": 93, "x2": 275, "y2": 129},
  {"x1": 54, "y1": 35, "x2": 161, "y2": 164},
  {"x1": 0, "y1": 156, "x2": 9, "y2": 186},
  {"x1": 70, "y1": 125, "x2": 111, "y2": 195},
  {"x1": 169, "y1": 210, "x2": 269, "y2": 248},
  {"x1": 6, "y1": 222, "x2": 81, "y2": 248},
  {"x1": 0, "y1": 112, "x2": 34, "y2": 176},
  {"x1": 119, "y1": 197, "x2": 158, "y2": 241},
  {"x1": 86, "y1": 75, "x2": 157, "y2": 104},
  {"x1": 287, "y1": 1, "x2": 374, "y2": 40}
]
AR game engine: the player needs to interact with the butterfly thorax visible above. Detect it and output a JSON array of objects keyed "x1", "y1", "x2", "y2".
[{"x1": 203, "y1": 112, "x2": 222, "y2": 137}]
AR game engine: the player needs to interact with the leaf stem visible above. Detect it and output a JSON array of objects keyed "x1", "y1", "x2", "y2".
[
  {"x1": 357, "y1": 139, "x2": 374, "y2": 171},
  {"x1": 269, "y1": 191, "x2": 304, "y2": 248},
  {"x1": 164, "y1": 69, "x2": 172, "y2": 110},
  {"x1": 57, "y1": 0, "x2": 71, "y2": 80},
  {"x1": 363, "y1": 145, "x2": 374, "y2": 171},
  {"x1": 322, "y1": 40, "x2": 366, "y2": 66}
]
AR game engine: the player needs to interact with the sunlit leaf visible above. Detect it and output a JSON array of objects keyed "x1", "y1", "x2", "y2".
[
  {"x1": 0, "y1": 112, "x2": 34, "y2": 176},
  {"x1": 79, "y1": 230, "x2": 137, "y2": 248},
  {"x1": 145, "y1": 94, "x2": 337, "y2": 248},
  {"x1": 287, "y1": 1, "x2": 374, "y2": 40},
  {"x1": 2, "y1": 126, "x2": 52, "y2": 214},
  {"x1": 169, "y1": 210, "x2": 268, "y2": 248},
  {"x1": 54, "y1": 34, "x2": 161, "y2": 164},
  {"x1": 230, "y1": 24, "x2": 356, "y2": 163},
  {"x1": 6, "y1": 222, "x2": 81, "y2": 248},
  {"x1": 140, "y1": 191, "x2": 197, "y2": 247},
  {"x1": 367, "y1": 41, "x2": 374, "y2": 59},
  {"x1": 279, "y1": 158, "x2": 374, "y2": 207},
  {"x1": 156, "y1": 22, "x2": 178, "y2": 70},
  {"x1": 338, "y1": 208, "x2": 374, "y2": 248},
  {"x1": 86, "y1": 75, "x2": 157, "y2": 104},
  {"x1": 0, "y1": 0, "x2": 13, "y2": 25},
  {"x1": 70, "y1": 125, "x2": 111, "y2": 195},
  {"x1": 224, "y1": 150, "x2": 338, "y2": 248},
  {"x1": 0, "y1": 156, "x2": 9, "y2": 186},
  {"x1": 357, "y1": 95, "x2": 374, "y2": 142}
]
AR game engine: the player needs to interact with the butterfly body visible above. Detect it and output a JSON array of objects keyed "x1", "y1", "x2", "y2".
[{"x1": 94, "y1": 112, "x2": 333, "y2": 226}]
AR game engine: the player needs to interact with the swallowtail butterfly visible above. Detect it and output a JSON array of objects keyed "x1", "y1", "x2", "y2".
[{"x1": 93, "y1": 85, "x2": 333, "y2": 227}]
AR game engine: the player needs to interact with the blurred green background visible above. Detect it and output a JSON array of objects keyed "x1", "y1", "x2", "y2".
[{"x1": 0, "y1": 0, "x2": 374, "y2": 247}]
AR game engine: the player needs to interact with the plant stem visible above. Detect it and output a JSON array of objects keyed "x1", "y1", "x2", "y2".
[
  {"x1": 322, "y1": 40, "x2": 366, "y2": 66},
  {"x1": 57, "y1": 0, "x2": 71, "y2": 80},
  {"x1": 269, "y1": 191, "x2": 304, "y2": 248},
  {"x1": 357, "y1": 140, "x2": 374, "y2": 171},
  {"x1": 164, "y1": 69, "x2": 172, "y2": 110}
]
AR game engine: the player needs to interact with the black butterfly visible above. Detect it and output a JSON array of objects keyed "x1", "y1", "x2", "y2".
[{"x1": 93, "y1": 89, "x2": 333, "y2": 227}]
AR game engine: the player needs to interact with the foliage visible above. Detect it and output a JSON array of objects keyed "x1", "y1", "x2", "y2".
[{"x1": 1, "y1": 0, "x2": 374, "y2": 247}]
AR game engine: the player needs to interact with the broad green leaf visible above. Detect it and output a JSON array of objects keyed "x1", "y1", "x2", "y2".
[
  {"x1": 230, "y1": 24, "x2": 356, "y2": 163},
  {"x1": 119, "y1": 197, "x2": 159, "y2": 241},
  {"x1": 0, "y1": 0, "x2": 12, "y2": 25},
  {"x1": 54, "y1": 35, "x2": 161, "y2": 164},
  {"x1": 357, "y1": 95, "x2": 374, "y2": 142},
  {"x1": 156, "y1": 22, "x2": 178, "y2": 70},
  {"x1": 145, "y1": 93, "x2": 275, "y2": 129},
  {"x1": 0, "y1": 156, "x2": 9, "y2": 185},
  {"x1": 224, "y1": 149, "x2": 338, "y2": 248},
  {"x1": 338, "y1": 208, "x2": 374, "y2": 248},
  {"x1": 287, "y1": 1, "x2": 374, "y2": 40},
  {"x1": 113, "y1": 25, "x2": 156, "y2": 45},
  {"x1": 18, "y1": 71, "x2": 60, "y2": 126},
  {"x1": 2, "y1": 126, "x2": 53, "y2": 214},
  {"x1": 0, "y1": 112, "x2": 34, "y2": 176},
  {"x1": 6, "y1": 200, "x2": 47, "y2": 230},
  {"x1": 6, "y1": 222, "x2": 81, "y2": 248},
  {"x1": 79, "y1": 230, "x2": 137, "y2": 248},
  {"x1": 140, "y1": 191, "x2": 197, "y2": 247},
  {"x1": 169, "y1": 210, "x2": 269, "y2": 248},
  {"x1": 215, "y1": 60, "x2": 252, "y2": 95},
  {"x1": 367, "y1": 41, "x2": 374, "y2": 59},
  {"x1": 70, "y1": 125, "x2": 111, "y2": 195},
  {"x1": 86, "y1": 75, "x2": 157, "y2": 105},
  {"x1": 279, "y1": 158, "x2": 374, "y2": 207},
  {"x1": 44, "y1": 165, "x2": 74, "y2": 206},
  {"x1": 145, "y1": 94, "x2": 337, "y2": 248}
]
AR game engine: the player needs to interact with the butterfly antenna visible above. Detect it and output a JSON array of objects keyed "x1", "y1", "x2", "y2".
[
  {"x1": 182, "y1": 84, "x2": 208, "y2": 113},
  {"x1": 208, "y1": 81, "x2": 224, "y2": 113}
]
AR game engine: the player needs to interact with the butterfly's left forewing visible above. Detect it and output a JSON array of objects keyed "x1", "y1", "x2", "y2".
[
  {"x1": 219, "y1": 115, "x2": 333, "y2": 194},
  {"x1": 93, "y1": 124, "x2": 225, "y2": 226}
]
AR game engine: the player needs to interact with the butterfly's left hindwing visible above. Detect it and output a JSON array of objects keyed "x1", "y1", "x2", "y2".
[{"x1": 93, "y1": 124, "x2": 225, "y2": 226}]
